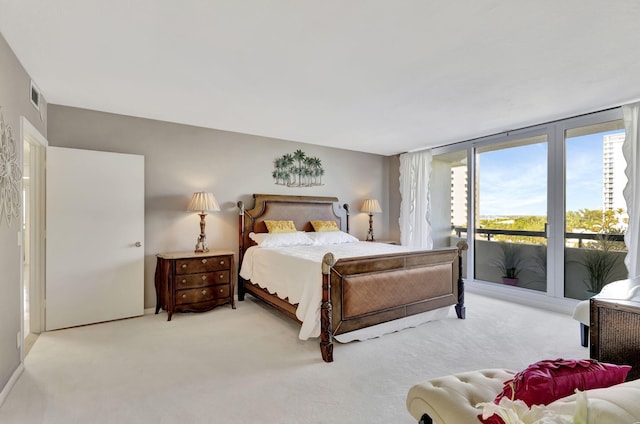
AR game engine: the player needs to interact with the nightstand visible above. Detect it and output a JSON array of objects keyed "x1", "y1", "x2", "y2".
[{"x1": 155, "y1": 250, "x2": 235, "y2": 321}]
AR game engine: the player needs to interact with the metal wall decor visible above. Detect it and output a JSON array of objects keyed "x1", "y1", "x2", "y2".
[
  {"x1": 272, "y1": 149, "x2": 325, "y2": 187},
  {"x1": 0, "y1": 108, "x2": 22, "y2": 227}
]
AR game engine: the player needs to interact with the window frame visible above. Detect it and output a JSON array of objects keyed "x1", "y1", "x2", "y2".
[{"x1": 430, "y1": 108, "x2": 625, "y2": 312}]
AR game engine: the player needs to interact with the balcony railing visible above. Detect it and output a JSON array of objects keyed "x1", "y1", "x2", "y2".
[
  {"x1": 452, "y1": 227, "x2": 625, "y2": 248},
  {"x1": 449, "y1": 227, "x2": 627, "y2": 300}
]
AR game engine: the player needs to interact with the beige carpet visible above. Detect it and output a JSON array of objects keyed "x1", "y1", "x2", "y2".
[{"x1": 0, "y1": 293, "x2": 586, "y2": 424}]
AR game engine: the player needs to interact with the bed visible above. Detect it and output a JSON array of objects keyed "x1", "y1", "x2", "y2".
[{"x1": 237, "y1": 194, "x2": 468, "y2": 362}]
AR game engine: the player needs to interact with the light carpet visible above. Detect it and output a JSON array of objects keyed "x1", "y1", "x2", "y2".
[{"x1": 0, "y1": 293, "x2": 587, "y2": 424}]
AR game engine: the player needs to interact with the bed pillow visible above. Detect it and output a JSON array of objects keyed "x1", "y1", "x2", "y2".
[
  {"x1": 310, "y1": 220, "x2": 340, "y2": 232},
  {"x1": 249, "y1": 231, "x2": 313, "y2": 248},
  {"x1": 307, "y1": 231, "x2": 359, "y2": 245},
  {"x1": 479, "y1": 358, "x2": 631, "y2": 424},
  {"x1": 264, "y1": 220, "x2": 297, "y2": 233}
]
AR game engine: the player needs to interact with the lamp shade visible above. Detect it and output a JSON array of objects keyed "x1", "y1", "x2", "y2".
[
  {"x1": 361, "y1": 199, "x2": 382, "y2": 214},
  {"x1": 188, "y1": 192, "x2": 220, "y2": 213}
]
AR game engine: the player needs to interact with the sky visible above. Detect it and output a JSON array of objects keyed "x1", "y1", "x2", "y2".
[{"x1": 478, "y1": 130, "x2": 625, "y2": 217}]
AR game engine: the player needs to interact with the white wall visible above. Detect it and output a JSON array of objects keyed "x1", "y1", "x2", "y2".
[
  {"x1": 0, "y1": 33, "x2": 47, "y2": 399},
  {"x1": 47, "y1": 105, "x2": 392, "y2": 309}
]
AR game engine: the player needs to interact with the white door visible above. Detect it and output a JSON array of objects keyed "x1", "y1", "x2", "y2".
[{"x1": 46, "y1": 147, "x2": 144, "y2": 330}]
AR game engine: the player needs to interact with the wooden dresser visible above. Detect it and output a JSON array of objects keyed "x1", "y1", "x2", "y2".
[{"x1": 155, "y1": 250, "x2": 235, "y2": 321}]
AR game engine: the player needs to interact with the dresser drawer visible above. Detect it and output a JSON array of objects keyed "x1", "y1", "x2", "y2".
[
  {"x1": 176, "y1": 285, "x2": 230, "y2": 305},
  {"x1": 175, "y1": 256, "x2": 231, "y2": 275},
  {"x1": 175, "y1": 271, "x2": 230, "y2": 288}
]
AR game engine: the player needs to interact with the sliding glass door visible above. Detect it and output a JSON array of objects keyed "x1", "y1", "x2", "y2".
[
  {"x1": 430, "y1": 108, "x2": 627, "y2": 301},
  {"x1": 473, "y1": 134, "x2": 548, "y2": 292},
  {"x1": 431, "y1": 149, "x2": 468, "y2": 278},
  {"x1": 562, "y1": 119, "x2": 627, "y2": 300}
]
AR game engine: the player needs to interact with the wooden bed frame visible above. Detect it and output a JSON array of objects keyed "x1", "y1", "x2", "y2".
[{"x1": 237, "y1": 194, "x2": 468, "y2": 362}]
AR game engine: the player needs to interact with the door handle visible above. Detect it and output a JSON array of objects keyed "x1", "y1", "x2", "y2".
[{"x1": 135, "y1": 241, "x2": 142, "y2": 247}]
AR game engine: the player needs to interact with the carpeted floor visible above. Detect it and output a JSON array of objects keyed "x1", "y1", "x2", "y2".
[{"x1": 0, "y1": 292, "x2": 586, "y2": 424}]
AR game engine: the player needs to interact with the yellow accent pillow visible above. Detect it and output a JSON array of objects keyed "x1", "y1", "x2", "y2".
[
  {"x1": 264, "y1": 220, "x2": 297, "y2": 233},
  {"x1": 311, "y1": 220, "x2": 340, "y2": 232}
]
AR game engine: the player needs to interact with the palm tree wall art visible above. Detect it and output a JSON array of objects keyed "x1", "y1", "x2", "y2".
[{"x1": 272, "y1": 149, "x2": 325, "y2": 187}]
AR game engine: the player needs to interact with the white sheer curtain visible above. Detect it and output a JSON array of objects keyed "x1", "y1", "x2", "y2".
[
  {"x1": 399, "y1": 150, "x2": 433, "y2": 249},
  {"x1": 623, "y1": 102, "x2": 640, "y2": 278}
]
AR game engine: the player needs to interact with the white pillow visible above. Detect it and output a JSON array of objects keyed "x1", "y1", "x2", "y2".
[
  {"x1": 249, "y1": 231, "x2": 314, "y2": 248},
  {"x1": 307, "y1": 231, "x2": 359, "y2": 245}
]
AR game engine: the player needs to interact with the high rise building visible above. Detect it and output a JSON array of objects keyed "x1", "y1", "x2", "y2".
[
  {"x1": 602, "y1": 132, "x2": 627, "y2": 227},
  {"x1": 450, "y1": 164, "x2": 467, "y2": 228}
]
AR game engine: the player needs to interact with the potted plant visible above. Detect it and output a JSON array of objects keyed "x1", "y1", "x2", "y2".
[
  {"x1": 492, "y1": 242, "x2": 530, "y2": 285},
  {"x1": 580, "y1": 234, "x2": 623, "y2": 296}
]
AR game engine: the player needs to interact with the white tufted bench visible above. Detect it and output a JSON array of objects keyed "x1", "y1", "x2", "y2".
[
  {"x1": 406, "y1": 368, "x2": 640, "y2": 424},
  {"x1": 406, "y1": 369, "x2": 515, "y2": 424}
]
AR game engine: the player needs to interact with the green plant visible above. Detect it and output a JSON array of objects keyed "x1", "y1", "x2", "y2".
[
  {"x1": 493, "y1": 242, "x2": 530, "y2": 279},
  {"x1": 580, "y1": 234, "x2": 623, "y2": 293}
]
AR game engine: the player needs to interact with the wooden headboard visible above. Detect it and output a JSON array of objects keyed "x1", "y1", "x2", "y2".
[{"x1": 237, "y1": 194, "x2": 348, "y2": 258}]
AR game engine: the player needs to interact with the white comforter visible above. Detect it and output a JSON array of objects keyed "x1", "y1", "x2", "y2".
[{"x1": 239, "y1": 241, "x2": 412, "y2": 340}]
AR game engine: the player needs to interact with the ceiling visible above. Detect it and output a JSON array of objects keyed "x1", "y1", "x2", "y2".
[{"x1": 2, "y1": 1, "x2": 640, "y2": 156}]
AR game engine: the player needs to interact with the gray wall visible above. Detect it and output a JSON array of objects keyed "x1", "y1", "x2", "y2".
[
  {"x1": 47, "y1": 105, "x2": 393, "y2": 309},
  {"x1": 0, "y1": 33, "x2": 47, "y2": 395}
]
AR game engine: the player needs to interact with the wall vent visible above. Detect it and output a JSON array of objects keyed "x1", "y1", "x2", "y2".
[{"x1": 30, "y1": 80, "x2": 40, "y2": 111}]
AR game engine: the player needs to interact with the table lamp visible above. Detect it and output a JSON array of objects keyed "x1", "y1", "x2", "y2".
[
  {"x1": 361, "y1": 198, "x2": 382, "y2": 241},
  {"x1": 188, "y1": 192, "x2": 220, "y2": 253}
]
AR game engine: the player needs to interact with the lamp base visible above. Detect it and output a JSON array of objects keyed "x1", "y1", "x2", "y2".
[
  {"x1": 194, "y1": 212, "x2": 209, "y2": 253},
  {"x1": 194, "y1": 235, "x2": 209, "y2": 253},
  {"x1": 366, "y1": 213, "x2": 375, "y2": 241}
]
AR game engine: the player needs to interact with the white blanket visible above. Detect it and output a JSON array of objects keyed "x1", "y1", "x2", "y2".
[{"x1": 239, "y1": 241, "x2": 450, "y2": 341}]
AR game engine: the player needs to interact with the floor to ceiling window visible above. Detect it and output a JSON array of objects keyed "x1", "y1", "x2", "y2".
[
  {"x1": 431, "y1": 149, "x2": 468, "y2": 278},
  {"x1": 474, "y1": 133, "x2": 548, "y2": 293},
  {"x1": 430, "y1": 108, "x2": 627, "y2": 301},
  {"x1": 562, "y1": 119, "x2": 628, "y2": 300}
]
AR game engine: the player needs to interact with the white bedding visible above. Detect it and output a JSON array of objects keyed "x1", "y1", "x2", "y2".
[{"x1": 239, "y1": 241, "x2": 451, "y2": 341}]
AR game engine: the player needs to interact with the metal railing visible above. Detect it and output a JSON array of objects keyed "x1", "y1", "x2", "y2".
[{"x1": 452, "y1": 227, "x2": 625, "y2": 248}]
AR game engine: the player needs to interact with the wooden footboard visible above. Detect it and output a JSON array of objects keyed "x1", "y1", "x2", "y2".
[{"x1": 320, "y1": 241, "x2": 467, "y2": 362}]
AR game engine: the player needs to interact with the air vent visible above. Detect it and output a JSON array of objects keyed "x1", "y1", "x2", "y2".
[{"x1": 30, "y1": 80, "x2": 40, "y2": 111}]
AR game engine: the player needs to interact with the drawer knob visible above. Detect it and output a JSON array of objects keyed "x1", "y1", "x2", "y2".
[
  {"x1": 201, "y1": 289, "x2": 207, "y2": 295},
  {"x1": 220, "y1": 288, "x2": 224, "y2": 293},
  {"x1": 201, "y1": 275, "x2": 207, "y2": 281},
  {"x1": 181, "y1": 264, "x2": 187, "y2": 269},
  {"x1": 201, "y1": 259, "x2": 207, "y2": 264},
  {"x1": 219, "y1": 274, "x2": 224, "y2": 279},
  {"x1": 182, "y1": 294, "x2": 187, "y2": 298},
  {"x1": 219, "y1": 260, "x2": 225, "y2": 265},
  {"x1": 181, "y1": 279, "x2": 186, "y2": 284}
]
